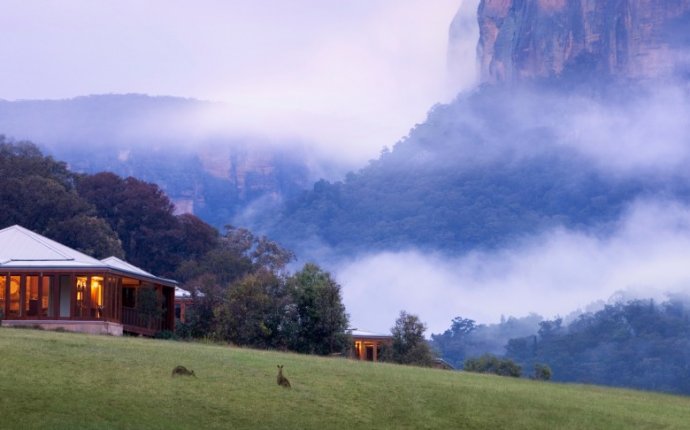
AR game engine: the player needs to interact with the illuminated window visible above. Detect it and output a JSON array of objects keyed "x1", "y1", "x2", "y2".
[
  {"x1": 0, "y1": 276, "x2": 5, "y2": 317},
  {"x1": 76, "y1": 276, "x2": 88, "y2": 318},
  {"x1": 8, "y1": 276, "x2": 20, "y2": 317},
  {"x1": 41, "y1": 276, "x2": 54, "y2": 318},
  {"x1": 26, "y1": 276, "x2": 39, "y2": 317},
  {"x1": 91, "y1": 276, "x2": 104, "y2": 318},
  {"x1": 76, "y1": 277, "x2": 87, "y2": 302}
]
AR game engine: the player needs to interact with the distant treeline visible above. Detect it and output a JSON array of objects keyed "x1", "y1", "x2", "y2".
[{"x1": 432, "y1": 296, "x2": 690, "y2": 395}]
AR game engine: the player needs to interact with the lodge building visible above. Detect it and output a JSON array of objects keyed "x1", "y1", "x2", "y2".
[
  {"x1": 0, "y1": 225, "x2": 176, "y2": 336},
  {"x1": 351, "y1": 329, "x2": 392, "y2": 362}
]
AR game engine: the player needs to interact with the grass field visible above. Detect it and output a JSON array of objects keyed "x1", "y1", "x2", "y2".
[{"x1": 0, "y1": 327, "x2": 689, "y2": 429}]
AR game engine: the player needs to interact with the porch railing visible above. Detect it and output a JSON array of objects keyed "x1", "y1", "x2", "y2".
[{"x1": 122, "y1": 307, "x2": 163, "y2": 333}]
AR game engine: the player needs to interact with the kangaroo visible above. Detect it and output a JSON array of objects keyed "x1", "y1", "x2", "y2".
[
  {"x1": 171, "y1": 365, "x2": 196, "y2": 377},
  {"x1": 276, "y1": 365, "x2": 291, "y2": 388}
]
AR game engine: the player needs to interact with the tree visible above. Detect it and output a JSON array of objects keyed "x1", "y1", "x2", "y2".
[
  {"x1": 77, "y1": 173, "x2": 181, "y2": 275},
  {"x1": 175, "y1": 226, "x2": 298, "y2": 343},
  {"x1": 78, "y1": 172, "x2": 224, "y2": 277},
  {"x1": 176, "y1": 214, "x2": 219, "y2": 259},
  {"x1": 175, "y1": 274, "x2": 225, "y2": 339},
  {"x1": 384, "y1": 311, "x2": 434, "y2": 366},
  {"x1": 285, "y1": 263, "x2": 350, "y2": 355},
  {"x1": 0, "y1": 137, "x2": 75, "y2": 190},
  {"x1": 221, "y1": 226, "x2": 294, "y2": 274},
  {"x1": 0, "y1": 140, "x2": 124, "y2": 258},
  {"x1": 48, "y1": 215, "x2": 124, "y2": 259},
  {"x1": 537, "y1": 318, "x2": 563, "y2": 340},
  {"x1": 215, "y1": 271, "x2": 288, "y2": 348},
  {"x1": 430, "y1": 316, "x2": 476, "y2": 367},
  {"x1": 136, "y1": 286, "x2": 164, "y2": 330}
]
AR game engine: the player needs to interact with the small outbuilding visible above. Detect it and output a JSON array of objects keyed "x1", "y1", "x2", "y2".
[
  {"x1": 350, "y1": 329, "x2": 393, "y2": 362},
  {"x1": 174, "y1": 287, "x2": 193, "y2": 322},
  {"x1": 0, "y1": 225, "x2": 176, "y2": 336}
]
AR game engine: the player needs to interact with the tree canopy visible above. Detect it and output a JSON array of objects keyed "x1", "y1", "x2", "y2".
[
  {"x1": 0, "y1": 137, "x2": 123, "y2": 258},
  {"x1": 382, "y1": 311, "x2": 434, "y2": 366}
]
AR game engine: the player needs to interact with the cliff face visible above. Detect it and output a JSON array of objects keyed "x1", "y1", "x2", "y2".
[{"x1": 473, "y1": 0, "x2": 690, "y2": 83}]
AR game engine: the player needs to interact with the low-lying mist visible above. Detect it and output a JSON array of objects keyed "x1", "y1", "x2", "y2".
[
  {"x1": 415, "y1": 81, "x2": 690, "y2": 177},
  {"x1": 335, "y1": 199, "x2": 690, "y2": 335}
]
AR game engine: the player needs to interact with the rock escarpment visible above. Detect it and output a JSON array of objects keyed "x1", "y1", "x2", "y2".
[{"x1": 468, "y1": 0, "x2": 690, "y2": 83}]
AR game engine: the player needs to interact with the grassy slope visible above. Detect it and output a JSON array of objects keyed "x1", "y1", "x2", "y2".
[{"x1": 0, "y1": 328, "x2": 688, "y2": 430}]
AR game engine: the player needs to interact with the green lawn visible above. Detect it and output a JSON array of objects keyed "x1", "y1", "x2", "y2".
[{"x1": 0, "y1": 327, "x2": 688, "y2": 429}]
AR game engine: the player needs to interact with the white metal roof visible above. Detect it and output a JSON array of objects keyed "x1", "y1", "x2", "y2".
[
  {"x1": 101, "y1": 256, "x2": 156, "y2": 278},
  {"x1": 0, "y1": 225, "x2": 103, "y2": 267},
  {"x1": 350, "y1": 329, "x2": 392, "y2": 339},
  {"x1": 174, "y1": 287, "x2": 204, "y2": 298},
  {"x1": 175, "y1": 287, "x2": 192, "y2": 298},
  {"x1": 0, "y1": 225, "x2": 176, "y2": 286}
]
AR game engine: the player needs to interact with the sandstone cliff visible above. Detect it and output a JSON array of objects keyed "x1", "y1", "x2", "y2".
[{"x1": 467, "y1": 0, "x2": 690, "y2": 83}]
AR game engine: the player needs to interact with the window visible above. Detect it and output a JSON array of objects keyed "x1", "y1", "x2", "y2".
[
  {"x1": 0, "y1": 276, "x2": 5, "y2": 318},
  {"x1": 41, "y1": 276, "x2": 54, "y2": 318},
  {"x1": 75, "y1": 276, "x2": 88, "y2": 318},
  {"x1": 122, "y1": 287, "x2": 136, "y2": 308},
  {"x1": 8, "y1": 276, "x2": 20, "y2": 317},
  {"x1": 26, "y1": 276, "x2": 39, "y2": 317},
  {"x1": 59, "y1": 275, "x2": 71, "y2": 318},
  {"x1": 90, "y1": 276, "x2": 103, "y2": 318}
]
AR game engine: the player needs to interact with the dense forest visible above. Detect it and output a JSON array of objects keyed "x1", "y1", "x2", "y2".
[
  {"x1": 0, "y1": 136, "x2": 350, "y2": 354},
  {"x1": 506, "y1": 297, "x2": 690, "y2": 395},
  {"x1": 431, "y1": 296, "x2": 690, "y2": 395},
  {"x1": 258, "y1": 83, "x2": 690, "y2": 258}
]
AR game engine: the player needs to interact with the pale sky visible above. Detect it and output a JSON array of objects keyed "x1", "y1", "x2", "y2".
[{"x1": 0, "y1": 0, "x2": 474, "y2": 164}]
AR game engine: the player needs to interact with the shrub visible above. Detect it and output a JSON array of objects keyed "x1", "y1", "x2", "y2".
[
  {"x1": 534, "y1": 363, "x2": 552, "y2": 381},
  {"x1": 464, "y1": 354, "x2": 521, "y2": 377},
  {"x1": 154, "y1": 330, "x2": 178, "y2": 340}
]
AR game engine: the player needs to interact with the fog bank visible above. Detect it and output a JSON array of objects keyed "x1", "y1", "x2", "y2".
[{"x1": 337, "y1": 199, "x2": 690, "y2": 335}]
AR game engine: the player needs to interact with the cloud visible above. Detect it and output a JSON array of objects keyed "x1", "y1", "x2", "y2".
[
  {"x1": 447, "y1": 0, "x2": 481, "y2": 93},
  {"x1": 420, "y1": 82, "x2": 690, "y2": 179},
  {"x1": 559, "y1": 85, "x2": 690, "y2": 174},
  {"x1": 336, "y1": 199, "x2": 690, "y2": 335},
  {"x1": 0, "y1": 0, "x2": 470, "y2": 167}
]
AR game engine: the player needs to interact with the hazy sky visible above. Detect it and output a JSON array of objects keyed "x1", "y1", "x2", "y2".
[{"x1": 0, "y1": 0, "x2": 471, "y2": 164}]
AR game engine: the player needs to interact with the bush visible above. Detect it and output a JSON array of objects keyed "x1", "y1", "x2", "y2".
[
  {"x1": 534, "y1": 363, "x2": 552, "y2": 381},
  {"x1": 154, "y1": 330, "x2": 178, "y2": 340},
  {"x1": 464, "y1": 354, "x2": 521, "y2": 377}
]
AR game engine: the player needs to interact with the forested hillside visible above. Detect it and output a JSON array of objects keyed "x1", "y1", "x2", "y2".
[
  {"x1": 507, "y1": 297, "x2": 690, "y2": 395},
  {"x1": 431, "y1": 296, "x2": 690, "y2": 395},
  {"x1": 260, "y1": 83, "x2": 690, "y2": 257}
]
